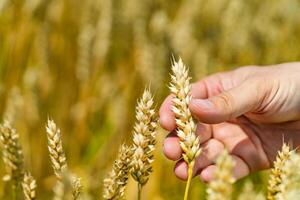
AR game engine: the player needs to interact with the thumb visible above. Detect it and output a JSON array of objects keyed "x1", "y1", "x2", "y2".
[{"x1": 189, "y1": 80, "x2": 264, "y2": 124}]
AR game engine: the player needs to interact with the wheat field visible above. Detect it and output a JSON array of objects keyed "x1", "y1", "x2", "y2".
[{"x1": 1, "y1": 0, "x2": 300, "y2": 199}]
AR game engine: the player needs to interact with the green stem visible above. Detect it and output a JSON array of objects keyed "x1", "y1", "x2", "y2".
[
  {"x1": 184, "y1": 162, "x2": 194, "y2": 200},
  {"x1": 138, "y1": 183, "x2": 142, "y2": 200}
]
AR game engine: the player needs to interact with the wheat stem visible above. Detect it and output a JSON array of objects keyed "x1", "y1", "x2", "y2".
[
  {"x1": 184, "y1": 161, "x2": 194, "y2": 200},
  {"x1": 138, "y1": 183, "x2": 142, "y2": 200}
]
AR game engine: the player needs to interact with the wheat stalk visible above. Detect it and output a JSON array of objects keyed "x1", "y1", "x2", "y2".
[
  {"x1": 169, "y1": 57, "x2": 201, "y2": 200},
  {"x1": 206, "y1": 150, "x2": 234, "y2": 200},
  {"x1": 103, "y1": 144, "x2": 131, "y2": 200},
  {"x1": 130, "y1": 89, "x2": 157, "y2": 200},
  {"x1": 267, "y1": 143, "x2": 292, "y2": 200},
  {"x1": 0, "y1": 120, "x2": 25, "y2": 198},
  {"x1": 22, "y1": 171, "x2": 37, "y2": 200}
]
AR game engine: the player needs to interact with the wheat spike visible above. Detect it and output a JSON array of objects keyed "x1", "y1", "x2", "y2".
[
  {"x1": 0, "y1": 120, "x2": 24, "y2": 183},
  {"x1": 22, "y1": 172, "x2": 37, "y2": 200},
  {"x1": 130, "y1": 89, "x2": 157, "y2": 186},
  {"x1": 207, "y1": 150, "x2": 235, "y2": 200},
  {"x1": 103, "y1": 144, "x2": 131, "y2": 200},
  {"x1": 169, "y1": 57, "x2": 201, "y2": 165},
  {"x1": 237, "y1": 181, "x2": 265, "y2": 200},
  {"x1": 46, "y1": 119, "x2": 82, "y2": 199},
  {"x1": 72, "y1": 176, "x2": 82, "y2": 200},
  {"x1": 267, "y1": 143, "x2": 292, "y2": 200},
  {"x1": 46, "y1": 119, "x2": 68, "y2": 179},
  {"x1": 276, "y1": 150, "x2": 300, "y2": 200},
  {"x1": 169, "y1": 57, "x2": 201, "y2": 200},
  {"x1": 53, "y1": 172, "x2": 82, "y2": 200}
]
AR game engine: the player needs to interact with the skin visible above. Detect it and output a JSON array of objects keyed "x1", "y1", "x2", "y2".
[{"x1": 159, "y1": 63, "x2": 300, "y2": 182}]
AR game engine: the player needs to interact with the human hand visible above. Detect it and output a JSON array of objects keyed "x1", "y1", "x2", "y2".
[{"x1": 159, "y1": 63, "x2": 300, "y2": 182}]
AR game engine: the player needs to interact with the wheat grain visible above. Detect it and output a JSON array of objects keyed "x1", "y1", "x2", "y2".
[
  {"x1": 169, "y1": 57, "x2": 201, "y2": 200},
  {"x1": 103, "y1": 144, "x2": 131, "y2": 200},
  {"x1": 22, "y1": 171, "x2": 37, "y2": 200},
  {"x1": 267, "y1": 143, "x2": 292, "y2": 200},
  {"x1": 207, "y1": 150, "x2": 235, "y2": 200},
  {"x1": 46, "y1": 119, "x2": 68, "y2": 179}
]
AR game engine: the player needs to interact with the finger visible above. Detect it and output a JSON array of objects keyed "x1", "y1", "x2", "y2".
[
  {"x1": 163, "y1": 132, "x2": 182, "y2": 161},
  {"x1": 189, "y1": 78, "x2": 265, "y2": 124},
  {"x1": 163, "y1": 123, "x2": 212, "y2": 161},
  {"x1": 174, "y1": 138, "x2": 224, "y2": 180},
  {"x1": 159, "y1": 73, "x2": 226, "y2": 131},
  {"x1": 213, "y1": 123, "x2": 270, "y2": 171},
  {"x1": 200, "y1": 155, "x2": 250, "y2": 182},
  {"x1": 196, "y1": 123, "x2": 212, "y2": 144},
  {"x1": 159, "y1": 95, "x2": 176, "y2": 131},
  {"x1": 194, "y1": 138, "x2": 224, "y2": 170}
]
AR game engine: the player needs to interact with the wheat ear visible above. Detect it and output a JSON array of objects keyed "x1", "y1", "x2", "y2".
[
  {"x1": 103, "y1": 144, "x2": 131, "y2": 200},
  {"x1": 267, "y1": 143, "x2": 292, "y2": 200},
  {"x1": 22, "y1": 172, "x2": 37, "y2": 200},
  {"x1": 206, "y1": 150, "x2": 235, "y2": 200},
  {"x1": 237, "y1": 181, "x2": 265, "y2": 200},
  {"x1": 46, "y1": 119, "x2": 68, "y2": 178},
  {"x1": 46, "y1": 119, "x2": 82, "y2": 200},
  {"x1": 0, "y1": 120, "x2": 25, "y2": 199},
  {"x1": 169, "y1": 58, "x2": 201, "y2": 200},
  {"x1": 53, "y1": 171, "x2": 82, "y2": 200},
  {"x1": 130, "y1": 89, "x2": 157, "y2": 200},
  {"x1": 276, "y1": 149, "x2": 300, "y2": 200}
]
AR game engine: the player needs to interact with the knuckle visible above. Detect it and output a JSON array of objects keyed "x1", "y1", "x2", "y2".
[{"x1": 215, "y1": 92, "x2": 234, "y2": 118}]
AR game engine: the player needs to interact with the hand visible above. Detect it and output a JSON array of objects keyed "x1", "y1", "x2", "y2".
[{"x1": 159, "y1": 63, "x2": 300, "y2": 182}]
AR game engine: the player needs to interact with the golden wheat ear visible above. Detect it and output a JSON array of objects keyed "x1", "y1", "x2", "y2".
[
  {"x1": 103, "y1": 144, "x2": 131, "y2": 200},
  {"x1": 130, "y1": 89, "x2": 158, "y2": 200},
  {"x1": 169, "y1": 57, "x2": 201, "y2": 200},
  {"x1": 0, "y1": 120, "x2": 25, "y2": 183},
  {"x1": 46, "y1": 119, "x2": 68, "y2": 179},
  {"x1": 206, "y1": 150, "x2": 234, "y2": 200},
  {"x1": 267, "y1": 143, "x2": 292, "y2": 200},
  {"x1": 271, "y1": 144, "x2": 300, "y2": 200},
  {"x1": 237, "y1": 181, "x2": 265, "y2": 200},
  {"x1": 46, "y1": 118, "x2": 82, "y2": 200},
  {"x1": 0, "y1": 120, "x2": 25, "y2": 200},
  {"x1": 22, "y1": 171, "x2": 37, "y2": 200}
]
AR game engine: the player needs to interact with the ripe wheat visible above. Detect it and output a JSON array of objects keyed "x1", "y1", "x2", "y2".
[
  {"x1": 103, "y1": 144, "x2": 131, "y2": 200},
  {"x1": 130, "y1": 89, "x2": 158, "y2": 200},
  {"x1": 267, "y1": 143, "x2": 292, "y2": 200},
  {"x1": 206, "y1": 150, "x2": 234, "y2": 200},
  {"x1": 0, "y1": 120, "x2": 24, "y2": 184},
  {"x1": 169, "y1": 58, "x2": 201, "y2": 200},
  {"x1": 22, "y1": 171, "x2": 37, "y2": 200},
  {"x1": 46, "y1": 119, "x2": 68, "y2": 179},
  {"x1": 46, "y1": 119, "x2": 82, "y2": 200}
]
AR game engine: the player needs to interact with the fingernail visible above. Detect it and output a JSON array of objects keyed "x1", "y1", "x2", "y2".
[{"x1": 190, "y1": 99, "x2": 214, "y2": 110}]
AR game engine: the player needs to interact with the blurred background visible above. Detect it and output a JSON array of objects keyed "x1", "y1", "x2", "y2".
[{"x1": 0, "y1": 0, "x2": 300, "y2": 199}]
